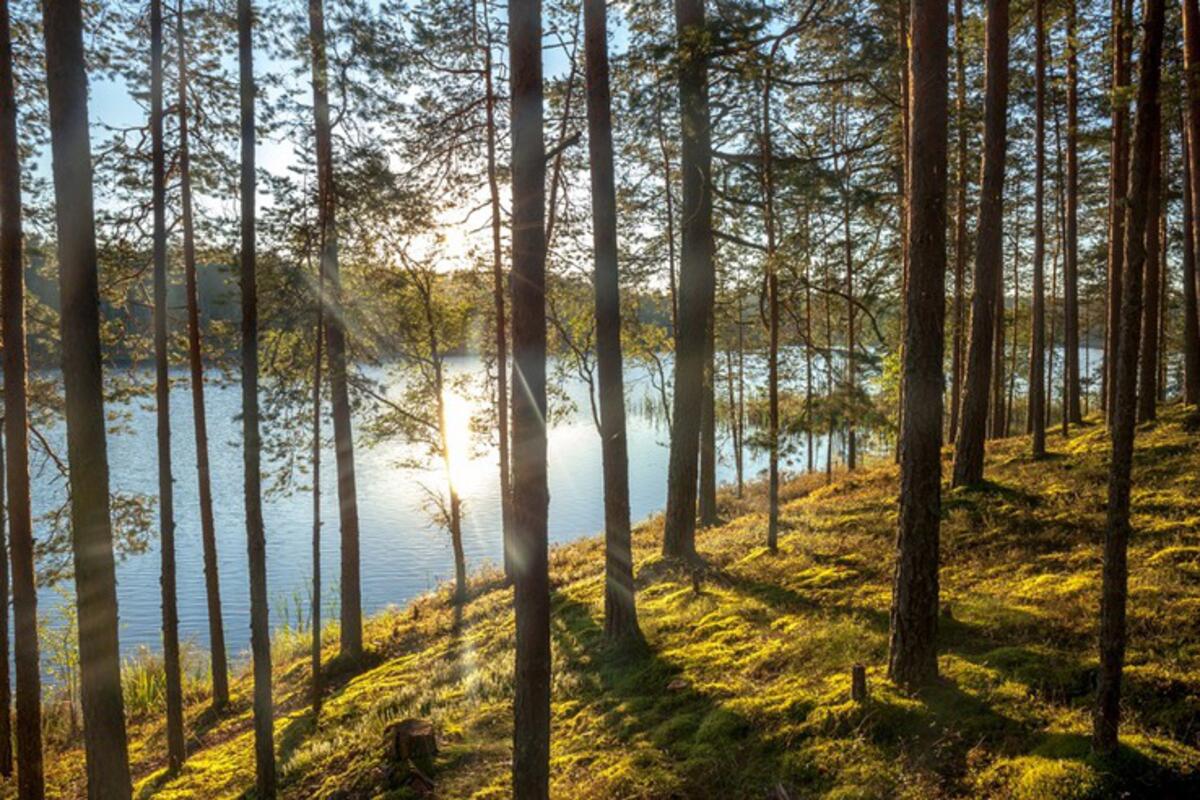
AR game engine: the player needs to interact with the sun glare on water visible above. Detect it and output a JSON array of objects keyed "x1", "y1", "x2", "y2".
[{"x1": 443, "y1": 388, "x2": 480, "y2": 492}]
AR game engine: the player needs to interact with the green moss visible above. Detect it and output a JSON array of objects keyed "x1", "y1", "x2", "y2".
[{"x1": 23, "y1": 408, "x2": 1200, "y2": 798}]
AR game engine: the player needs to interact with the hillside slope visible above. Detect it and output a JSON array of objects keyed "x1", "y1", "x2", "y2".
[{"x1": 30, "y1": 409, "x2": 1200, "y2": 798}]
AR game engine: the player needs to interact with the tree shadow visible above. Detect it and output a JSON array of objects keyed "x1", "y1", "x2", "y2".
[{"x1": 550, "y1": 592, "x2": 778, "y2": 796}]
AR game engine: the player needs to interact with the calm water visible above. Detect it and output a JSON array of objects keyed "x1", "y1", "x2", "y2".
[{"x1": 31, "y1": 357, "x2": 815, "y2": 660}]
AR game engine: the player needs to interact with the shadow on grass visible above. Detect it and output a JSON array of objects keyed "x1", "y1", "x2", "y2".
[{"x1": 550, "y1": 592, "x2": 780, "y2": 796}]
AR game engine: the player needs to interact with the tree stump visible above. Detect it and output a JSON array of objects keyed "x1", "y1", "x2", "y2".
[
  {"x1": 386, "y1": 718, "x2": 438, "y2": 765},
  {"x1": 851, "y1": 664, "x2": 868, "y2": 703}
]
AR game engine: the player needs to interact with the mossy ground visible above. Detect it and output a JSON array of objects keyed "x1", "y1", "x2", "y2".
[{"x1": 23, "y1": 407, "x2": 1200, "y2": 798}]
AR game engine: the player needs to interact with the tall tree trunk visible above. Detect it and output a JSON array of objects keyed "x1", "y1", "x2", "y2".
[
  {"x1": 763, "y1": 50, "x2": 781, "y2": 552},
  {"x1": 895, "y1": 0, "x2": 909, "y2": 466},
  {"x1": 950, "y1": 0, "x2": 968, "y2": 444},
  {"x1": 890, "y1": 0, "x2": 947, "y2": 690},
  {"x1": 1183, "y1": 0, "x2": 1200, "y2": 405},
  {"x1": 311, "y1": 304, "x2": 322, "y2": 716},
  {"x1": 176, "y1": 0, "x2": 229, "y2": 711},
  {"x1": 1105, "y1": 0, "x2": 1133, "y2": 418},
  {"x1": 843, "y1": 150, "x2": 857, "y2": 471},
  {"x1": 1030, "y1": 0, "x2": 1047, "y2": 457},
  {"x1": 41, "y1": 0, "x2": 132, "y2": 795},
  {"x1": 1183, "y1": 100, "x2": 1200, "y2": 403},
  {"x1": 509, "y1": 0, "x2": 550, "y2": 795},
  {"x1": 308, "y1": 0, "x2": 363, "y2": 660},
  {"x1": 1064, "y1": 0, "x2": 1083, "y2": 424},
  {"x1": 0, "y1": 432, "x2": 10, "y2": 778},
  {"x1": 150, "y1": 0, "x2": 185, "y2": 771},
  {"x1": 804, "y1": 206, "x2": 815, "y2": 474},
  {"x1": 1096, "y1": 0, "x2": 1164, "y2": 756},
  {"x1": 1008, "y1": 233, "x2": 1020, "y2": 435},
  {"x1": 583, "y1": 0, "x2": 642, "y2": 644},
  {"x1": 953, "y1": 0, "x2": 1009, "y2": 486},
  {"x1": 662, "y1": 0, "x2": 714, "y2": 560},
  {"x1": 238, "y1": 0, "x2": 276, "y2": 793},
  {"x1": 0, "y1": 0, "x2": 44, "y2": 789},
  {"x1": 1139, "y1": 128, "x2": 1164, "y2": 422},
  {"x1": 475, "y1": 0, "x2": 513, "y2": 579}
]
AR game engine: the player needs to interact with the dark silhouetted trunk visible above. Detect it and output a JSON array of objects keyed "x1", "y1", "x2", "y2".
[
  {"x1": 763, "y1": 48, "x2": 781, "y2": 551},
  {"x1": 1105, "y1": 0, "x2": 1133, "y2": 418},
  {"x1": 698, "y1": 325, "x2": 717, "y2": 526},
  {"x1": 1139, "y1": 129, "x2": 1163, "y2": 422},
  {"x1": 475, "y1": 0, "x2": 513, "y2": 578},
  {"x1": 1183, "y1": 99, "x2": 1200, "y2": 404},
  {"x1": 308, "y1": 0, "x2": 362, "y2": 660},
  {"x1": 584, "y1": 0, "x2": 641, "y2": 644},
  {"x1": 238, "y1": 0, "x2": 276, "y2": 793},
  {"x1": 311, "y1": 303, "x2": 322, "y2": 716},
  {"x1": 0, "y1": 433, "x2": 10, "y2": 777},
  {"x1": 953, "y1": 0, "x2": 1008, "y2": 485},
  {"x1": 1029, "y1": 0, "x2": 1046, "y2": 457},
  {"x1": 0, "y1": 1, "x2": 44, "y2": 790},
  {"x1": 949, "y1": 0, "x2": 967, "y2": 444},
  {"x1": 889, "y1": 0, "x2": 947, "y2": 690},
  {"x1": 1096, "y1": 0, "x2": 1164, "y2": 757},
  {"x1": 991, "y1": 251, "x2": 1007, "y2": 438},
  {"x1": 662, "y1": 0, "x2": 714, "y2": 560},
  {"x1": 150, "y1": 0, "x2": 185, "y2": 771},
  {"x1": 509, "y1": 0, "x2": 550, "y2": 795},
  {"x1": 176, "y1": 0, "x2": 229, "y2": 711},
  {"x1": 1064, "y1": 0, "x2": 1082, "y2": 425},
  {"x1": 41, "y1": 0, "x2": 132, "y2": 795}
]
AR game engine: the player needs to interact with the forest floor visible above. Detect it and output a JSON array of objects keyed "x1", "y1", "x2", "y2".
[{"x1": 28, "y1": 406, "x2": 1200, "y2": 799}]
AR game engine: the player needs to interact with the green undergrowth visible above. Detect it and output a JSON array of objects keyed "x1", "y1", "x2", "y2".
[{"x1": 25, "y1": 407, "x2": 1200, "y2": 798}]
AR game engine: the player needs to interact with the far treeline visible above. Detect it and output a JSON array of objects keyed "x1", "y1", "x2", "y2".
[{"x1": 0, "y1": 0, "x2": 1194, "y2": 797}]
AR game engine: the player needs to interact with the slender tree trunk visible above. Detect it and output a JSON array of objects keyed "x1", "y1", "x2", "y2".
[
  {"x1": 698, "y1": 322, "x2": 717, "y2": 526},
  {"x1": 475, "y1": 0, "x2": 513, "y2": 579},
  {"x1": 992, "y1": 215, "x2": 1011, "y2": 441},
  {"x1": 1030, "y1": 0, "x2": 1047, "y2": 457},
  {"x1": 583, "y1": 0, "x2": 641, "y2": 644},
  {"x1": 656, "y1": 103, "x2": 679, "y2": 335},
  {"x1": 1139, "y1": 128, "x2": 1164, "y2": 422},
  {"x1": 890, "y1": 0, "x2": 947, "y2": 690},
  {"x1": 953, "y1": 0, "x2": 1009, "y2": 485},
  {"x1": 804, "y1": 207, "x2": 815, "y2": 473},
  {"x1": 1183, "y1": 0, "x2": 1200, "y2": 405},
  {"x1": 176, "y1": 0, "x2": 229, "y2": 711},
  {"x1": 238, "y1": 0, "x2": 276, "y2": 793},
  {"x1": 1008, "y1": 236, "x2": 1020, "y2": 435},
  {"x1": 1096, "y1": 0, "x2": 1164, "y2": 756},
  {"x1": 763, "y1": 54, "x2": 781, "y2": 552},
  {"x1": 0, "y1": 1, "x2": 43, "y2": 789},
  {"x1": 509, "y1": 0, "x2": 550, "y2": 795},
  {"x1": 662, "y1": 0, "x2": 714, "y2": 560},
  {"x1": 725, "y1": 347, "x2": 743, "y2": 496},
  {"x1": 150, "y1": 0, "x2": 185, "y2": 771},
  {"x1": 308, "y1": 0, "x2": 363, "y2": 660},
  {"x1": 1105, "y1": 0, "x2": 1133, "y2": 418},
  {"x1": 1183, "y1": 100, "x2": 1200, "y2": 403},
  {"x1": 843, "y1": 151, "x2": 856, "y2": 471},
  {"x1": 895, "y1": 0, "x2": 909, "y2": 466},
  {"x1": 1065, "y1": 0, "x2": 1083, "y2": 424},
  {"x1": 0, "y1": 432, "x2": 10, "y2": 778},
  {"x1": 41, "y1": 1, "x2": 132, "y2": 795},
  {"x1": 950, "y1": 0, "x2": 968, "y2": 444},
  {"x1": 311, "y1": 303, "x2": 322, "y2": 716}
]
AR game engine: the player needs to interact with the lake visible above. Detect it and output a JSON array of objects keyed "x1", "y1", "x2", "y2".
[{"x1": 30, "y1": 356, "x2": 833, "y2": 661}]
